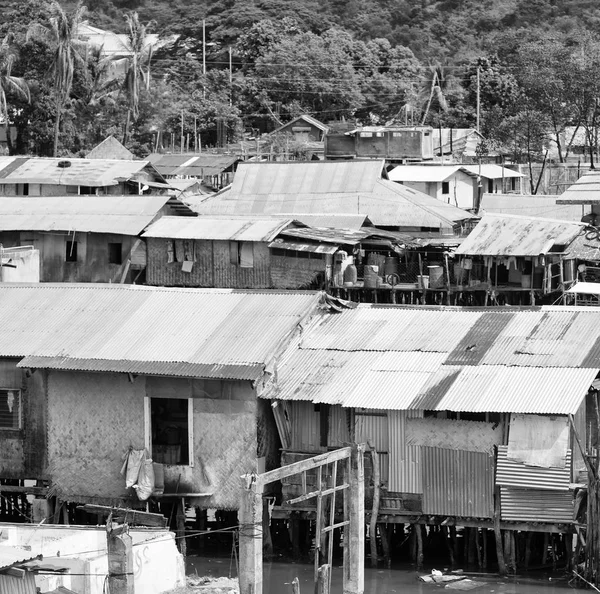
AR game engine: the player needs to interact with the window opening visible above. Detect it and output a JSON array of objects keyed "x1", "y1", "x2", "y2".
[
  {"x1": 0, "y1": 390, "x2": 21, "y2": 430},
  {"x1": 150, "y1": 397, "x2": 190, "y2": 465},
  {"x1": 442, "y1": 181, "x2": 450, "y2": 195},
  {"x1": 108, "y1": 242, "x2": 122, "y2": 265},
  {"x1": 66, "y1": 240, "x2": 77, "y2": 262}
]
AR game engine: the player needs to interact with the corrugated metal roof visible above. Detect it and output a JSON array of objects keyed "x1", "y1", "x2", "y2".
[
  {"x1": 277, "y1": 214, "x2": 369, "y2": 230},
  {"x1": 0, "y1": 284, "x2": 321, "y2": 380},
  {"x1": 274, "y1": 305, "x2": 600, "y2": 414},
  {"x1": 0, "y1": 196, "x2": 171, "y2": 235},
  {"x1": 479, "y1": 193, "x2": 585, "y2": 222},
  {"x1": 186, "y1": 161, "x2": 476, "y2": 229},
  {"x1": 0, "y1": 545, "x2": 37, "y2": 570},
  {"x1": 271, "y1": 114, "x2": 330, "y2": 135},
  {"x1": 0, "y1": 157, "x2": 157, "y2": 186},
  {"x1": 388, "y1": 165, "x2": 461, "y2": 182},
  {"x1": 412, "y1": 366, "x2": 597, "y2": 414},
  {"x1": 461, "y1": 165, "x2": 523, "y2": 179},
  {"x1": 422, "y1": 447, "x2": 494, "y2": 518},
  {"x1": 455, "y1": 213, "x2": 583, "y2": 256},
  {"x1": 278, "y1": 227, "x2": 374, "y2": 245},
  {"x1": 142, "y1": 215, "x2": 293, "y2": 241},
  {"x1": 85, "y1": 136, "x2": 135, "y2": 160},
  {"x1": 566, "y1": 281, "x2": 600, "y2": 295},
  {"x1": 496, "y1": 446, "x2": 571, "y2": 491},
  {"x1": 500, "y1": 487, "x2": 573, "y2": 523},
  {"x1": 558, "y1": 170, "x2": 600, "y2": 204},
  {"x1": 147, "y1": 153, "x2": 240, "y2": 177},
  {"x1": 268, "y1": 239, "x2": 339, "y2": 254}
]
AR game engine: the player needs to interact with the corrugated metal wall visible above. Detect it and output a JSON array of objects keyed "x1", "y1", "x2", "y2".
[
  {"x1": 0, "y1": 572, "x2": 37, "y2": 594},
  {"x1": 328, "y1": 405, "x2": 349, "y2": 448},
  {"x1": 355, "y1": 409, "x2": 389, "y2": 487},
  {"x1": 496, "y1": 446, "x2": 572, "y2": 491},
  {"x1": 500, "y1": 487, "x2": 574, "y2": 523},
  {"x1": 388, "y1": 410, "x2": 422, "y2": 494},
  {"x1": 422, "y1": 447, "x2": 494, "y2": 518},
  {"x1": 288, "y1": 400, "x2": 323, "y2": 452}
]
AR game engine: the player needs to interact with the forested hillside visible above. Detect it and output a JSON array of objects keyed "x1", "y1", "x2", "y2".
[{"x1": 2, "y1": 0, "x2": 600, "y2": 163}]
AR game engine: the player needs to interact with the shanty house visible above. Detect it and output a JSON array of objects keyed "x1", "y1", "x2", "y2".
[
  {"x1": 267, "y1": 304, "x2": 599, "y2": 535},
  {"x1": 0, "y1": 157, "x2": 168, "y2": 196},
  {"x1": 186, "y1": 160, "x2": 478, "y2": 235},
  {"x1": 451, "y1": 213, "x2": 587, "y2": 305},
  {"x1": 388, "y1": 164, "x2": 523, "y2": 210},
  {"x1": 0, "y1": 284, "x2": 323, "y2": 511},
  {"x1": 0, "y1": 195, "x2": 193, "y2": 283},
  {"x1": 143, "y1": 215, "x2": 299, "y2": 289},
  {"x1": 270, "y1": 115, "x2": 329, "y2": 142},
  {"x1": 0, "y1": 546, "x2": 40, "y2": 594}
]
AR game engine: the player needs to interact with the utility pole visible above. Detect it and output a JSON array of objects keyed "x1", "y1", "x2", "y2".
[
  {"x1": 202, "y1": 19, "x2": 206, "y2": 100},
  {"x1": 180, "y1": 111, "x2": 184, "y2": 154},
  {"x1": 229, "y1": 46, "x2": 233, "y2": 107},
  {"x1": 476, "y1": 65, "x2": 481, "y2": 134}
]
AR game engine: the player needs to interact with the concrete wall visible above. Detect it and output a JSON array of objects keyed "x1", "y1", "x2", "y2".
[
  {"x1": 0, "y1": 359, "x2": 47, "y2": 479},
  {"x1": 0, "y1": 231, "x2": 138, "y2": 283},
  {"x1": 47, "y1": 372, "x2": 259, "y2": 508},
  {"x1": 146, "y1": 237, "x2": 272, "y2": 288},
  {"x1": 0, "y1": 523, "x2": 185, "y2": 594}
]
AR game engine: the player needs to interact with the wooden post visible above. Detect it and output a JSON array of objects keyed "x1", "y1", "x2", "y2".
[
  {"x1": 107, "y1": 517, "x2": 135, "y2": 594},
  {"x1": 443, "y1": 526, "x2": 455, "y2": 567},
  {"x1": 494, "y1": 487, "x2": 506, "y2": 575},
  {"x1": 291, "y1": 577, "x2": 301, "y2": 594},
  {"x1": 343, "y1": 444, "x2": 364, "y2": 594},
  {"x1": 368, "y1": 443, "x2": 380, "y2": 568},
  {"x1": 176, "y1": 498, "x2": 187, "y2": 557},
  {"x1": 239, "y1": 475, "x2": 264, "y2": 594},
  {"x1": 416, "y1": 524, "x2": 424, "y2": 570},
  {"x1": 317, "y1": 564, "x2": 331, "y2": 594},
  {"x1": 379, "y1": 524, "x2": 391, "y2": 568}
]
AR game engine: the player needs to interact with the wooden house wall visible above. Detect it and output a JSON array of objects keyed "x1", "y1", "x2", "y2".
[
  {"x1": 271, "y1": 254, "x2": 327, "y2": 289},
  {"x1": 0, "y1": 358, "x2": 47, "y2": 480},
  {"x1": 46, "y1": 371, "x2": 258, "y2": 509},
  {"x1": 146, "y1": 237, "x2": 272, "y2": 288},
  {"x1": 0, "y1": 231, "x2": 137, "y2": 283}
]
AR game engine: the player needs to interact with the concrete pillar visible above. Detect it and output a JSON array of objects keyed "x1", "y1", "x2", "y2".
[{"x1": 239, "y1": 475, "x2": 263, "y2": 594}]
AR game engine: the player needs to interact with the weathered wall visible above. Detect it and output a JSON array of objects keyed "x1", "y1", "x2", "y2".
[
  {"x1": 0, "y1": 359, "x2": 47, "y2": 479},
  {"x1": 47, "y1": 371, "x2": 146, "y2": 504},
  {"x1": 47, "y1": 372, "x2": 258, "y2": 508},
  {"x1": 271, "y1": 254, "x2": 326, "y2": 289},
  {"x1": 0, "y1": 232, "x2": 136, "y2": 283},
  {"x1": 146, "y1": 237, "x2": 272, "y2": 288}
]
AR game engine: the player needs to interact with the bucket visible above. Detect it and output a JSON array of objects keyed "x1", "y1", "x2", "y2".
[
  {"x1": 418, "y1": 275, "x2": 429, "y2": 289},
  {"x1": 428, "y1": 265, "x2": 444, "y2": 288},
  {"x1": 364, "y1": 265, "x2": 379, "y2": 288}
]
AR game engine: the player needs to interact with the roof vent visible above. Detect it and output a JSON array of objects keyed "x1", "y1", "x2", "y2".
[{"x1": 57, "y1": 160, "x2": 71, "y2": 168}]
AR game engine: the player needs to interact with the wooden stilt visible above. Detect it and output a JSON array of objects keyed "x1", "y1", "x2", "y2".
[
  {"x1": 176, "y1": 497, "x2": 187, "y2": 557},
  {"x1": 380, "y1": 523, "x2": 391, "y2": 568},
  {"x1": 483, "y1": 529, "x2": 488, "y2": 569},
  {"x1": 525, "y1": 532, "x2": 533, "y2": 569},
  {"x1": 443, "y1": 526, "x2": 455, "y2": 567},
  {"x1": 416, "y1": 524, "x2": 424, "y2": 570},
  {"x1": 494, "y1": 487, "x2": 506, "y2": 575},
  {"x1": 263, "y1": 499, "x2": 273, "y2": 557},
  {"x1": 317, "y1": 564, "x2": 331, "y2": 594},
  {"x1": 369, "y1": 444, "x2": 380, "y2": 568},
  {"x1": 291, "y1": 576, "x2": 301, "y2": 594},
  {"x1": 542, "y1": 532, "x2": 549, "y2": 565}
]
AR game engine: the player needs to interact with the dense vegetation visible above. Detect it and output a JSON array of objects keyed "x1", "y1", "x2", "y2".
[{"x1": 2, "y1": 0, "x2": 600, "y2": 162}]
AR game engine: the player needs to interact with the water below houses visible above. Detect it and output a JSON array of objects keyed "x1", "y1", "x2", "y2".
[{"x1": 186, "y1": 555, "x2": 588, "y2": 594}]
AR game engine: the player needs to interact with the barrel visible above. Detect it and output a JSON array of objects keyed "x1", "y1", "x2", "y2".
[
  {"x1": 343, "y1": 263, "x2": 358, "y2": 285},
  {"x1": 364, "y1": 265, "x2": 379, "y2": 288},
  {"x1": 428, "y1": 265, "x2": 444, "y2": 289},
  {"x1": 384, "y1": 256, "x2": 398, "y2": 277}
]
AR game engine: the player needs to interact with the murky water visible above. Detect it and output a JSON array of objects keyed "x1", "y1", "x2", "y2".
[{"x1": 186, "y1": 555, "x2": 588, "y2": 594}]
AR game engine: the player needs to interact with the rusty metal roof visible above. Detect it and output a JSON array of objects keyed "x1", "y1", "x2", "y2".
[
  {"x1": 272, "y1": 305, "x2": 600, "y2": 414},
  {"x1": 147, "y1": 153, "x2": 240, "y2": 177},
  {"x1": 479, "y1": 193, "x2": 585, "y2": 222},
  {"x1": 0, "y1": 195, "x2": 171, "y2": 235},
  {"x1": 0, "y1": 157, "x2": 160, "y2": 186},
  {"x1": 142, "y1": 215, "x2": 293, "y2": 241},
  {"x1": 455, "y1": 213, "x2": 583, "y2": 256},
  {"x1": 186, "y1": 161, "x2": 476, "y2": 229},
  {"x1": 0, "y1": 285, "x2": 321, "y2": 380}
]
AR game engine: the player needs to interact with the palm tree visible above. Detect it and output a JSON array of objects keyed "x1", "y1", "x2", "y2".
[
  {"x1": 120, "y1": 12, "x2": 153, "y2": 145},
  {"x1": 27, "y1": 1, "x2": 87, "y2": 156},
  {"x1": 0, "y1": 35, "x2": 30, "y2": 154}
]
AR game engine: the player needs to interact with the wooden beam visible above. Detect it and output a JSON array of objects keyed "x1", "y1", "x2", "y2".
[
  {"x1": 0, "y1": 485, "x2": 48, "y2": 496},
  {"x1": 238, "y1": 475, "x2": 264, "y2": 594},
  {"x1": 258, "y1": 447, "x2": 352, "y2": 486},
  {"x1": 4, "y1": 567, "x2": 25, "y2": 578},
  {"x1": 285, "y1": 483, "x2": 349, "y2": 506},
  {"x1": 78, "y1": 504, "x2": 167, "y2": 528}
]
